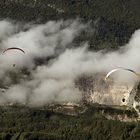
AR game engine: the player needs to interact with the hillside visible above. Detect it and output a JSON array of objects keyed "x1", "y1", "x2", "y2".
[
  {"x1": 0, "y1": 104, "x2": 138, "y2": 140},
  {"x1": 0, "y1": 0, "x2": 140, "y2": 140},
  {"x1": 0, "y1": 0, "x2": 140, "y2": 50}
]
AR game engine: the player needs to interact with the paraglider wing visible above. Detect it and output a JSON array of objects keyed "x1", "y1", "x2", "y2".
[
  {"x1": 105, "y1": 67, "x2": 139, "y2": 80},
  {"x1": 3, "y1": 47, "x2": 25, "y2": 54}
]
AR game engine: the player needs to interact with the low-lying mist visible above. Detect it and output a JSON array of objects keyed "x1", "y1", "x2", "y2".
[{"x1": 0, "y1": 19, "x2": 139, "y2": 106}]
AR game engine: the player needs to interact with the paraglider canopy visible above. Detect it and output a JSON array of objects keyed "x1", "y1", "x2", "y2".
[
  {"x1": 3, "y1": 47, "x2": 25, "y2": 67},
  {"x1": 105, "y1": 67, "x2": 139, "y2": 81},
  {"x1": 3, "y1": 47, "x2": 25, "y2": 54}
]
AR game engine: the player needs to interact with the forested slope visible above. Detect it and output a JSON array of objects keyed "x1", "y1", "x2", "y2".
[
  {"x1": 0, "y1": 0, "x2": 140, "y2": 50},
  {"x1": 0, "y1": 1, "x2": 140, "y2": 140},
  {"x1": 0, "y1": 104, "x2": 138, "y2": 140}
]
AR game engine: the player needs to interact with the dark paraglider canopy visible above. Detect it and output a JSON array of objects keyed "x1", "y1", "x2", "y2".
[{"x1": 3, "y1": 47, "x2": 25, "y2": 54}]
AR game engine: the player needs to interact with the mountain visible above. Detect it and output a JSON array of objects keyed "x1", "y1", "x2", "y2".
[
  {"x1": 0, "y1": 0, "x2": 140, "y2": 50},
  {"x1": 0, "y1": 0, "x2": 140, "y2": 140},
  {"x1": 0, "y1": 104, "x2": 138, "y2": 140}
]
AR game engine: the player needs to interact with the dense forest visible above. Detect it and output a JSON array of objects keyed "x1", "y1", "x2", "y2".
[
  {"x1": 0, "y1": 0, "x2": 140, "y2": 140},
  {"x1": 0, "y1": 0, "x2": 140, "y2": 50},
  {"x1": 0, "y1": 104, "x2": 139, "y2": 140}
]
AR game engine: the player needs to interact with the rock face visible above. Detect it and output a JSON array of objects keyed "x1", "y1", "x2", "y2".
[
  {"x1": 75, "y1": 74, "x2": 138, "y2": 108},
  {"x1": 128, "y1": 83, "x2": 140, "y2": 114},
  {"x1": 90, "y1": 81, "x2": 140, "y2": 115},
  {"x1": 91, "y1": 83, "x2": 134, "y2": 106}
]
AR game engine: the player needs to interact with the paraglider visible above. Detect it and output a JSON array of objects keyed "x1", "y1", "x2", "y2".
[
  {"x1": 13, "y1": 64, "x2": 16, "y2": 67},
  {"x1": 3, "y1": 47, "x2": 25, "y2": 54},
  {"x1": 105, "y1": 67, "x2": 139, "y2": 81},
  {"x1": 3, "y1": 47, "x2": 25, "y2": 67}
]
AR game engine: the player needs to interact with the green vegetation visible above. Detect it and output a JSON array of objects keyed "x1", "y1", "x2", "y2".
[
  {"x1": 0, "y1": 0, "x2": 140, "y2": 50},
  {"x1": 0, "y1": 0, "x2": 140, "y2": 139},
  {"x1": 0, "y1": 104, "x2": 138, "y2": 140}
]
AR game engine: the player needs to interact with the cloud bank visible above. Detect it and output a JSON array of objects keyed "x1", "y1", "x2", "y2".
[{"x1": 0, "y1": 19, "x2": 139, "y2": 106}]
